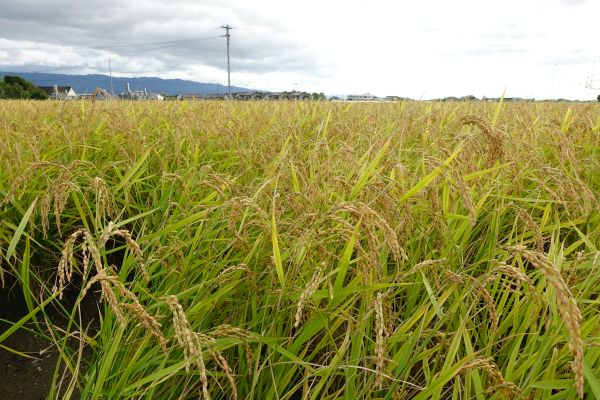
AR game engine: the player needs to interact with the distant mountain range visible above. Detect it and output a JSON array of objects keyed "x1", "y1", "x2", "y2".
[{"x1": 0, "y1": 71, "x2": 254, "y2": 95}]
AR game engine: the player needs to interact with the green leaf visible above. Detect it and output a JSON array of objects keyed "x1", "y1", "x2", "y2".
[
  {"x1": 272, "y1": 209, "x2": 285, "y2": 287},
  {"x1": 290, "y1": 162, "x2": 301, "y2": 193},
  {"x1": 399, "y1": 144, "x2": 463, "y2": 203},
  {"x1": 333, "y1": 220, "x2": 360, "y2": 296},
  {"x1": 114, "y1": 147, "x2": 152, "y2": 193},
  {"x1": 6, "y1": 198, "x2": 37, "y2": 260},
  {"x1": 491, "y1": 89, "x2": 505, "y2": 127},
  {"x1": 350, "y1": 137, "x2": 392, "y2": 200},
  {"x1": 419, "y1": 270, "x2": 444, "y2": 319},
  {"x1": 530, "y1": 379, "x2": 576, "y2": 390},
  {"x1": 20, "y1": 237, "x2": 35, "y2": 318},
  {"x1": 584, "y1": 358, "x2": 600, "y2": 399}
]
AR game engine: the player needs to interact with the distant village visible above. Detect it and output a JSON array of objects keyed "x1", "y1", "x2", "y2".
[
  {"x1": 38, "y1": 84, "x2": 416, "y2": 102},
  {"x1": 38, "y1": 84, "x2": 587, "y2": 103}
]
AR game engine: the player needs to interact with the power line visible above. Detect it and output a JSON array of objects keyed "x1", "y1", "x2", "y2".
[
  {"x1": 0, "y1": 32, "x2": 223, "y2": 53},
  {"x1": 585, "y1": 60, "x2": 598, "y2": 90},
  {"x1": 91, "y1": 30, "x2": 223, "y2": 50},
  {"x1": 110, "y1": 37, "x2": 223, "y2": 55},
  {"x1": 1, "y1": 27, "x2": 242, "y2": 89}
]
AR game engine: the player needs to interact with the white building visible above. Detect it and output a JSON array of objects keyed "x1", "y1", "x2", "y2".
[
  {"x1": 119, "y1": 83, "x2": 164, "y2": 100},
  {"x1": 347, "y1": 93, "x2": 380, "y2": 101},
  {"x1": 39, "y1": 85, "x2": 78, "y2": 100}
]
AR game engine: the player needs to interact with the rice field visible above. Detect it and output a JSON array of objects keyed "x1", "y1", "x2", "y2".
[{"x1": 0, "y1": 99, "x2": 599, "y2": 399}]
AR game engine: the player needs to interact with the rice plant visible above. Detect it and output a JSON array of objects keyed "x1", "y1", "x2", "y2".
[{"x1": 0, "y1": 99, "x2": 598, "y2": 399}]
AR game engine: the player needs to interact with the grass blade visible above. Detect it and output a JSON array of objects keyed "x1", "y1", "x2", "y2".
[
  {"x1": 272, "y1": 209, "x2": 285, "y2": 287},
  {"x1": 6, "y1": 198, "x2": 37, "y2": 260}
]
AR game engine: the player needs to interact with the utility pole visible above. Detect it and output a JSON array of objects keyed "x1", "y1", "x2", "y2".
[
  {"x1": 585, "y1": 60, "x2": 597, "y2": 90},
  {"x1": 221, "y1": 25, "x2": 232, "y2": 99},
  {"x1": 109, "y1": 59, "x2": 114, "y2": 97}
]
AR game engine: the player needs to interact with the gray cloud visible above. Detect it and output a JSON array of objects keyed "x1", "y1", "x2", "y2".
[{"x1": 0, "y1": 0, "x2": 327, "y2": 78}]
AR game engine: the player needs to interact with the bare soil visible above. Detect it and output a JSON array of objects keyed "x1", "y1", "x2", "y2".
[{"x1": 0, "y1": 276, "x2": 100, "y2": 400}]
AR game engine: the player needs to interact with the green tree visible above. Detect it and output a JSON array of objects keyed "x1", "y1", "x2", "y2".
[
  {"x1": 29, "y1": 88, "x2": 48, "y2": 100},
  {"x1": 0, "y1": 75, "x2": 48, "y2": 99},
  {"x1": 597, "y1": 94, "x2": 600, "y2": 102},
  {"x1": 4, "y1": 75, "x2": 30, "y2": 88}
]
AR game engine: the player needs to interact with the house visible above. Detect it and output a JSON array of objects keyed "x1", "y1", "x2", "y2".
[
  {"x1": 179, "y1": 93, "x2": 204, "y2": 101},
  {"x1": 78, "y1": 88, "x2": 112, "y2": 100},
  {"x1": 38, "y1": 85, "x2": 78, "y2": 100},
  {"x1": 264, "y1": 91, "x2": 310, "y2": 100},
  {"x1": 347, "y1": 93, "x2": 379, "y2": 101},
  {"x1": 288, "y1": 91, "x2": 310, "y2": 100},
  {"x1": 385, "y1": 96, "x2": 410, "y2": 102},
  {"x1": 264, "y1": 92, "x2": 286, "y2": 100},
  {"x1": 181, "y1": 90, "x2": 311, "y2": 101},
  {"x1": 234, "y1": 91, "x2": 265, "y2": 100},
  {"x1": 204, "y1": 93, "x2": 228, "y2": 100}
]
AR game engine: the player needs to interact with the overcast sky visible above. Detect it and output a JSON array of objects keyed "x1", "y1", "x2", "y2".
[{"x1": 0, "y1": 0, "x2": 598, "y2": 99}]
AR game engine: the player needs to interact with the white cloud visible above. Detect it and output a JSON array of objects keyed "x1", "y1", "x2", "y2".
[{"x1": 0, "y1": 0, "x2": 598, "y2": 99}]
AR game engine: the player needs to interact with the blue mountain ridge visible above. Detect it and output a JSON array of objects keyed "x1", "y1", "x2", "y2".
[{"x1": 0, "y1": 71, "x2": 254, "y2": 95}]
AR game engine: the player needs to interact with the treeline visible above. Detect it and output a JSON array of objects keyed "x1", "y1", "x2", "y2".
[{"x1": 0, "y1": 76, "x2": 48, "y2": 99}]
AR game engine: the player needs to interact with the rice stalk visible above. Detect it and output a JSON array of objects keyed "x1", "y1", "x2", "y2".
[{"x1": 508, "y1": 245, "x2": 584, "y2": 398}]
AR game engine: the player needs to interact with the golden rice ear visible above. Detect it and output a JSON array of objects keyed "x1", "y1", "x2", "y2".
[
  {"x1": 109, "y1": 228, "x2": 149, "y2": 280},
  {"x1": 516, "y1": 207, "x2": 544, "y2": 252},
  {"x1": 163, "y1": 295, "x2": 211, "y2": 400},
  {"x1": 448, "y1": 168, "x2": 476, "y2": 227},
  {"x1": 412, "y1": 258, "x2": 448, "y2": 272},
  {"x1": 197, "y1": 332, "x2": 237, "y2": 400},
  {"x1": 477, "y1": 285, "x2": 498, "y2": 334},
  {"x1": 54, "y1": 229, "x2": 87, "y2": 299},
  {"x1": 458, "y1": 356, "x2": 520, "y2": 399},
  {"x1": 98, "y1": 221, "x2": 149, "y2": 280},
  {"x1": 294, "y1": 263, "x2": 323, "y2": 329},
  {"x1": 490, "y1": 261, "x2": 540, "y2": 304},
  {"x1": 40, "y1": 191, "x2": 52, "y2": 239},
  {"x1": 373, "y1": 292, "x2": 387, "y2": 388},
  {"x1": 82, "y1": 271, "x2": 125, "y2": 326},
  {"x1": 54, "y1": 223, "x2": 147, "y2": 298},
  {"x1": 338, "y1": 201, "x2": 407, "y2": 264},
  {"x1": 457, "y1": 115, "x2": 505, "y2": 167},
  {"x1": 210, "y1": 324, "x2": 254, "y2": 367},
  {"x1": 82, "y1": 270, "x2": 167, "y2": 352},
  {"x1": 92, "y1": 176, "x2": 114, "y2": 219},
  {"x1": 508, "y1": 246, "x2": 584, "y2": 399}
]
